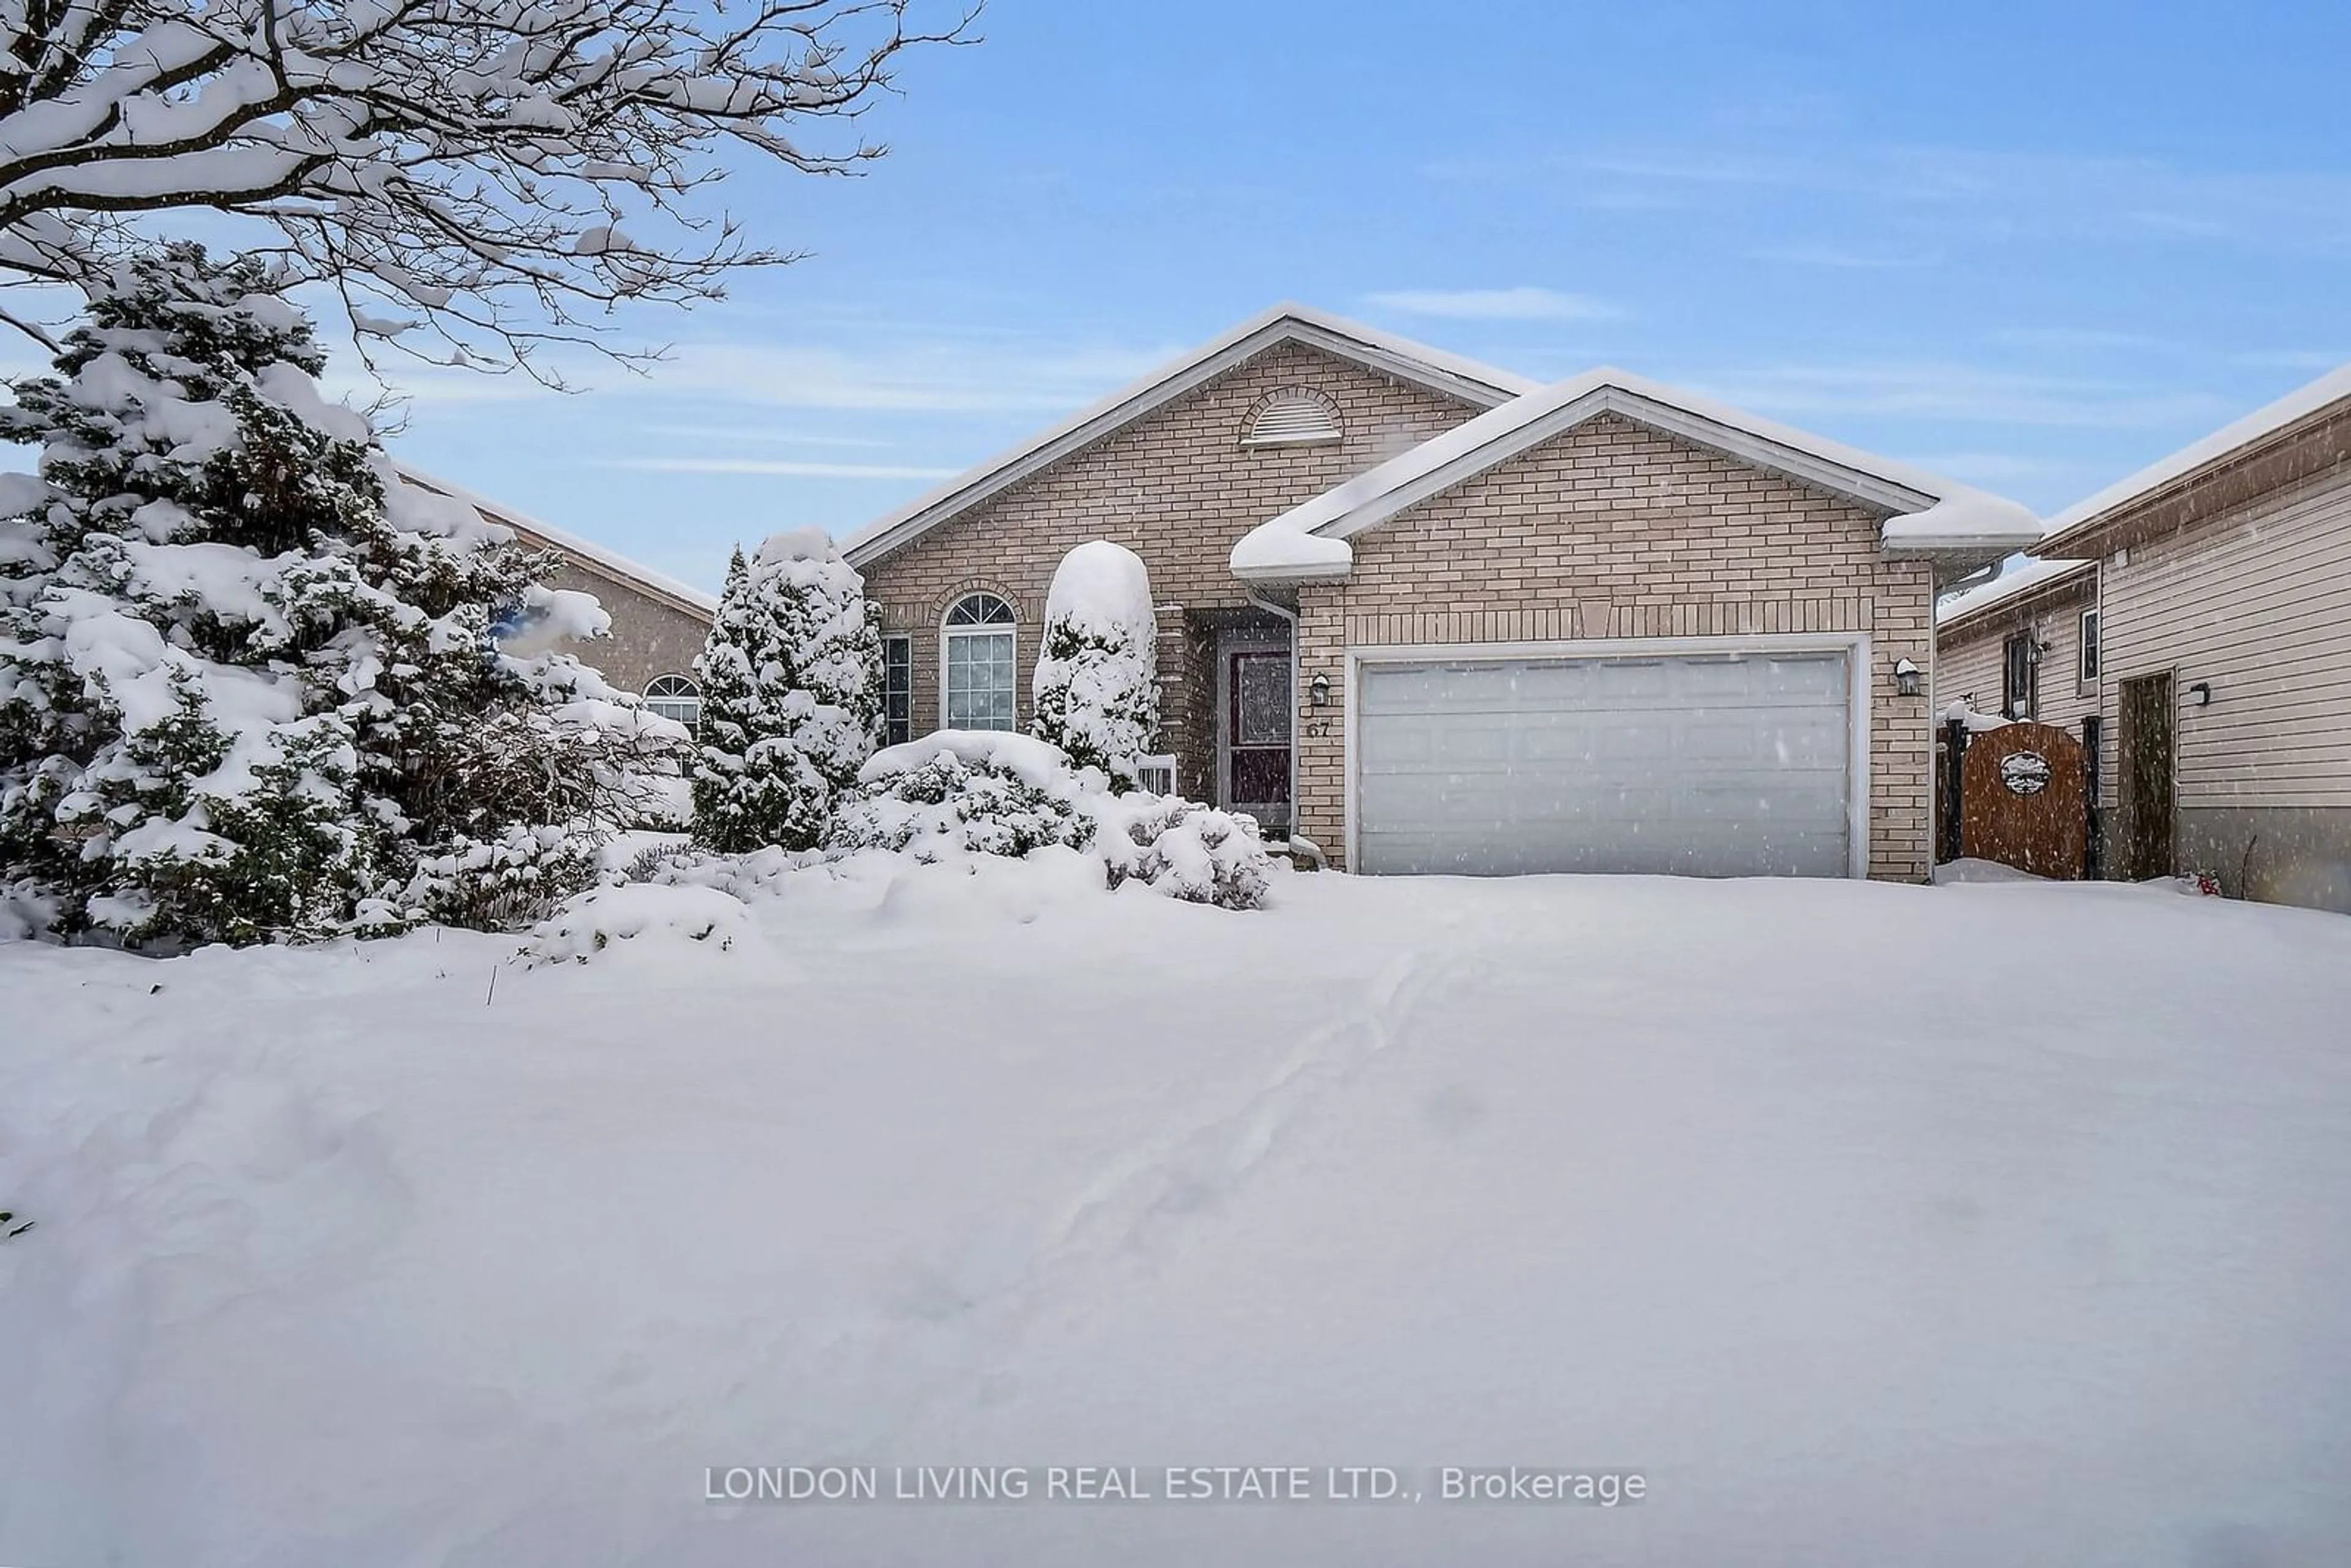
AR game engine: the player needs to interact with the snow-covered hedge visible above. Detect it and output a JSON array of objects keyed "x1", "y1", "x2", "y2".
[
  {"x1": 830, "y1": 730, "x2": 1092, "y2": 861},
  {"x1": 519, "y1": 882, "x2": 757, "y2": 966},
  {"x1": 1095, "y1": 793, "x2": 1272, "y2": 910},
  {"x1": 828, "y1": 730, "x2": 1273, "y2": 908},
  {"x1": 1030, "y1": 541, "x2": 1157, "y2": 787}
]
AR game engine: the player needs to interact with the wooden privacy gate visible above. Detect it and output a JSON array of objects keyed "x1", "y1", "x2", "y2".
[{"x1": 1950, "y1": 721, "x2": 2088, "y2": 879}]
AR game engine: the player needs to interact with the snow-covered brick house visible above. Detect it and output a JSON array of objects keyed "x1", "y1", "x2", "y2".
[
  {"x1": 392, "y1": 465, "x2": 716, "y2": 719},
  {"x1": 1935, "y1": 557, "x2": 2101, "y2": 732},
  {"x1": 842, "y1": 305, "x2": 2039, "y2": 880},
  {"x1": 2030, "y1": 360, "x2": 2351, "y2": 913}
]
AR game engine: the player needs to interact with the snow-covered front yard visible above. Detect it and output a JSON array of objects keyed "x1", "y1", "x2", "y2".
[{"x1": 6, "y1": 863, "x2": 2350, "y2": 1566}]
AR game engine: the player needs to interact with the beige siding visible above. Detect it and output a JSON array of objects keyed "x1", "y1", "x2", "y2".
[
  {"x1": 1937, "y1": 588, "x2": 2099, "y2": 735},
  {"x1": 1291, "y1": 413, "x2": 1936, "y2": 882},
  {"x1": 857, "y1": 340, "x2": 1484, "y2": 800},
  {"x1": 2094, "y1": 462, "x2": 2351, "y2": 809}
]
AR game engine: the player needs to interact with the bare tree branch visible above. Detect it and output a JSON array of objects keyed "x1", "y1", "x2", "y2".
[{"x1": 0, "y1": 0, "x2": 980, "y2": 377}]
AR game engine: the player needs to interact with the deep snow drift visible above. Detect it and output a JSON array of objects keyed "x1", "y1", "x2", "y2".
[{"x1": 4, "y1": 865, "x2": 2350, "y2": 1566}]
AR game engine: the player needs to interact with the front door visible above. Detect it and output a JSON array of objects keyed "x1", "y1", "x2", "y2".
[
  {"x1": 2117, "y1": 670, "x2": 2175, "y2": 880},
  {"x1": 1225, "y1": 648, "x2": 1292, "y2": 828}
]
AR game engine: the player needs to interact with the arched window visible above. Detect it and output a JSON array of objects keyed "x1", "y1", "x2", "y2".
[
  {"x1": 644, "y1": 672, "x2": 702, "y2": 728},
  {"x1": 942, "y1": 592, "x2": 1017, "y2": 731},
  {"x1": 1241, "y1": 386, "x2": 1343, "y2": 448}
]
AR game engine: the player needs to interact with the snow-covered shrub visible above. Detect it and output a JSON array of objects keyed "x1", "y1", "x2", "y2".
[
  {"x1": 1092, "y1": 793, "x2": 1272, "y2": 910},
  {"x1": 1030, "y1": 540, "x2": 1158, "y2": 787},
  {"x1": 0, "y1": 244, "x2": 684, "y2": 949},
  {"x1": 519, "y1": 882, "x2": 758, "y2": 967},
  {"x1": 692, "y1": 530, "x2": 880, "y2": 853},
  {"x1": 829, "y1": 731, "x2": 1092, "y2": 861}
]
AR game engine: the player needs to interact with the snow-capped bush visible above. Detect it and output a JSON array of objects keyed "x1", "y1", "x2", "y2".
[
  {"x1": 519, "y1": 882, "x2": 758, "y2": 967},
  {"x1": 829, "y1": 730, "x2": 1272, "y2": 909},
  {"x1": 830, "y1": 730, "x2": 1093, "y2": 861},
  {"x1": 1093, "y1": 793, "x2": 1273, "y2": 910},
  {"x1": 0, "y1": 244, "x2": 684, "y2": 949},
  {"x1": 1030, "y1": 540, "x2": 1158, "y2": 787},
  {"x1": 692, "y1": 530, "x2": 880, "y2": 853}
]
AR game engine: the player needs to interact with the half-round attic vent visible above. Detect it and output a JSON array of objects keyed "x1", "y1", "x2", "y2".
[{"x1": 1242, "y1": 386, "x2": 1344, "y2": 448}]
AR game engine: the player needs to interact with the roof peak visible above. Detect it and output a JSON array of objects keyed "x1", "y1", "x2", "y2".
[{"x1": 840, "y1": 303, "x2": 1535, "y2": 568}]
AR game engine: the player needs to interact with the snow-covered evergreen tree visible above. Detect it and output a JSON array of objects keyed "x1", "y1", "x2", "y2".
[
  {"x1": 692, "y1": 528, "x2": 880, "y2": 853},
  {"x1": 0, "y1": 243, "x2": 681, "y2": 948},
  {"x1": 1030, "y1": 540, "x2": 1158, "y2": 788}
]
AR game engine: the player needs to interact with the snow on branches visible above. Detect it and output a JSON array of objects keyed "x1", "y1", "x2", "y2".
[
  {"x1": 0, "y1": 244, "x2": 686, "y2": 947},
  {"x1": 0, "y1": 0, "x2": 973, "y2": 375},
  {"x1": 1030, "y1": 539, "x2": 1158, "y2": 787},
  {"x1": 691, "y1": 527, "x2": 880, "y2": 853}
]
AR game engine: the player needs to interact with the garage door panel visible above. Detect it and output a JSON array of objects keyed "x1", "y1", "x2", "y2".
[{"x1": 1355, "y1": 649, "x2": 1854, "y2": 877}]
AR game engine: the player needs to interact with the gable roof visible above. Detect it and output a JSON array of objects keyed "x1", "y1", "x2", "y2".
[
  {"x1": 1231, "y1": 367, "x2": 2042, "y2": 582},
  {"x1": 2034, "y1": 359, "x2": 2351, "y2": 556},
  {"x1": 1935, "y1": 557, "x2": 2096, "y2": 640},
  {"x1": 839, "y1": 304, "x2": 1537, "y2": 569},
  {"x1": 391, "y1": 461, "x2": 719, "y2": 619}
]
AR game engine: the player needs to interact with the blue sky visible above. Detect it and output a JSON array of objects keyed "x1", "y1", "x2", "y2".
[{"x1": 378, "y1": 0, "x2": 2351, "y2": 594}]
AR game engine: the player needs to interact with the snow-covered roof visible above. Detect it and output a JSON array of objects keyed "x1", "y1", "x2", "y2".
[
  {"x1": 839, "y1": 304, "x2": 1536, "y2": 569},
  {"x1": 1231, "y1": 368, "x2": 2042, "y2": 582},
  {"x1": 1935, "y1": 557, "x2": 2096, "y2": 634},
  {"x1": 390, "y1": 461, "x2": 719, "y2": 618},
  {"x1": 2036, "y1": 359, "x2": 2351, "y2": 554}
]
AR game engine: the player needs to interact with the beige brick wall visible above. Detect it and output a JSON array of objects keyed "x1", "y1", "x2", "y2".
[
  {"x1": 1292, "y1": 413, "x2": 1937, "y2": 881},
  {"x1": 857, "y1": 340, "x2": 1485, "y2": 783}
]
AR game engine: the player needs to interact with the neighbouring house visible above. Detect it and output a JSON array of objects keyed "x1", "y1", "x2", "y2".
[
  {"x1": 1935, "y1": 557, "x2": 2101, "y2": 730},
  {"x1": 841, "y1": 304, "x2": 2039, "y2": 880},
  {"x1": 2031, "y1": 362, "x2": 2351, "y2": 914},
  {"x1": 392, "y1": 464, "x2": 717, "y2": 722}
]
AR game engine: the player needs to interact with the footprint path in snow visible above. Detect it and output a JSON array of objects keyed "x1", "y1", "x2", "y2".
[{"x1": 833, "y1": 938, "x2": 1494, "y2": 1458}]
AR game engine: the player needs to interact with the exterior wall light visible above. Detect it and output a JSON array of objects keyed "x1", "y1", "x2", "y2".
[
  {"x1": 2187, "y1": 681, "x2": 2213, "y2": 707},
  {"x1": 1309, "y1": 672, "x2": 1332, "y2": 707},
  {"x1": 1892, "y1": 658, "x2": 1923, "y2": 698}
]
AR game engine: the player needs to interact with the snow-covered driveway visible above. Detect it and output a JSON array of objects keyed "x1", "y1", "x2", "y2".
[{"x1": 5, "y1": 865, "x2": 2350, "y2": 1566}]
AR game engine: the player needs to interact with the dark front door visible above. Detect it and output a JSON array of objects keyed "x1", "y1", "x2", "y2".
[
  {"x1": 1227, "y1": 649, "x2": 1292, "y2": 825},
  {"x1": 2117, "y1": 670, "x2": 2175, "y2": 880}
]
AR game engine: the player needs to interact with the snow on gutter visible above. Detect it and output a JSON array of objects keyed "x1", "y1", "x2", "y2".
[
  {"x1": 1229, "y1": 367, "x2": 2041, "y2": 582},
  {"x1": 2034, "y1": 358, "x2": 2351, "y2": 554},
  {"x1": 1935, "y1": 557, "x2": 2095, "y2": 629}
]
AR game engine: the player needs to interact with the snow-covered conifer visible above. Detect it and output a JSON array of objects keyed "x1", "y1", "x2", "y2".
[
  {"x1": 1030, "y1": 541, "x2": 1158, "y2": 787},
  {"x1": 0, "y1": 244, "x2": 679, "y2": 947},
  {"x1": 692, "y1": 528, "x2": 880, "y2": 853}
]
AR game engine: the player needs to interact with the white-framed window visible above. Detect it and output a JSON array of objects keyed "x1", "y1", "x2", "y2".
[
  {"x1": 1134, "y1": 754, "x2": 1177, "y2": 795},
  {"x1": 1241, "y1": 386, "x2": 1343, "y2": 448},
  {"x1": 942, "y1": 592, "x2": 1017, "y2": 732},
  {"x1": 645, "y1": 672, "x2": 702, "y2": 728},
  {"x1": 880, "y1": 635, "x2": 913, "y2": 746},
  {"x1": 2079, "y1": 609, "x2": 2101, "y2": 685}
]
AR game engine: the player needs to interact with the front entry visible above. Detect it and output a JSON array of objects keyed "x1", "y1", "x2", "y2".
[{"x1": 1221, "y1": 643, "x2": 1292, "y2": 830}]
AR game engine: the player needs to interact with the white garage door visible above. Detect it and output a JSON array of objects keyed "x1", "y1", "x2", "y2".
[{"x1": 1355, "y1": 650, "x2": 1857, "y2": 877}]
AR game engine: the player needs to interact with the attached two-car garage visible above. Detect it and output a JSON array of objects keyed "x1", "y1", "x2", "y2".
[{"x1": 1352, "y1": 645, "x2": 1864, "y2": 878}]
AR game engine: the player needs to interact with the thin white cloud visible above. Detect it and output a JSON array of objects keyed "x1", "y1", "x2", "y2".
[
  {"x1": 1688, "y1": 362, "x2": 2231, "y2": 429},
  {"x1": 644, "y1": 338, "x2": 1176, "y2": 413},
  {"x1": 598, "y1": 457, "x2": 963, "y2": 479},
  {"x1": 1747, "y1": 244, "x2": 1942, "y2": 270},
  {"x1": 641, "y1": 424, "x2": 893, "y2": 448},
  {"x1": 1364, "y1": 287, "x2": 1620, "y2": 322}
]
